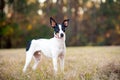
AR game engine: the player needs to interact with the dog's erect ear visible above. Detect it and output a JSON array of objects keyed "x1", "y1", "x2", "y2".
[
  {"x1": 50, "y1": 17, "x2": 57, "y2": 28},
  {"x1": 62, "y1": 19, "x2": 69, "y2": 27}
]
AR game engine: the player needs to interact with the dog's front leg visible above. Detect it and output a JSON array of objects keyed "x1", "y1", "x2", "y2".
[
  {"x1": 52, "y1": 57, "x2": 58, "y2": 73},
  {"x1": 60, "y1": 55, "x2": 64, "y2": 72}
]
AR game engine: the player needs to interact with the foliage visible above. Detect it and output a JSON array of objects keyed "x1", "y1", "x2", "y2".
[{"x1": 0, "y1": 0, "x2": 120, "y2": 48}]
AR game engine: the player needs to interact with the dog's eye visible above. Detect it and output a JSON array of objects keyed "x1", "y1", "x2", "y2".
[
  {"x1": 56, "y1": 30, "x2": 59, "y2": 33},
  {"x1": 62, "y1": 27, "x2": 65, "y2": 32},
  {"x1": 54, "y1": 26, "x2": 60, "y2": 33}
]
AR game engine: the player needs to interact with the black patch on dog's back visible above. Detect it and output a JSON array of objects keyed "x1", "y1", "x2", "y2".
[{"x1": 26, "y1": 40, "x2": 32, "y2": 51}]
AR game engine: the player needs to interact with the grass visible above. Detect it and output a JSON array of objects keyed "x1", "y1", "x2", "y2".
[{"x1": 0, "y1": 46, "x2": 120, "y2": 80}]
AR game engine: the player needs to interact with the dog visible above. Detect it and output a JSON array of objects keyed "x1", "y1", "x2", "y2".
[{"x1": 23, "y1": 17, "x2": 69, "y2": 73}]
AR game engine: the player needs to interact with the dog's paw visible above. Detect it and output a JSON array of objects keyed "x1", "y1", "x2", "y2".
[{"x1": 23, "y1": 68, "x2": 26, "y2": 73}]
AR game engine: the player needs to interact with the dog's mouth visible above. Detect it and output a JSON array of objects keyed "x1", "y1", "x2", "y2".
[{"x1": 54, "y1": 33, "x2": 64, "y2": 39}]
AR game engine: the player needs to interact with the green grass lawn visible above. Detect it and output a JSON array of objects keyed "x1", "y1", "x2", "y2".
[{"x1": 0, "y1": 46, "x2": 120, "y2": 80}]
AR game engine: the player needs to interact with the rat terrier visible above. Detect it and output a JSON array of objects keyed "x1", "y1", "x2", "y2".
[{"x1": 23, "y1": 17, "x2": 69, "y2": 73}]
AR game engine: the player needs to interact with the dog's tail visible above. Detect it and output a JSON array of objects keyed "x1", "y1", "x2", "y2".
[{"x1": 26, "y1": 40, "x2": 32, "y2": 51}]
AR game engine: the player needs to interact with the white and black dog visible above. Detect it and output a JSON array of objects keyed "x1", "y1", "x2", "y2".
[{"x1": 23, "y1": 17, "x2": 69, "y2": 73}]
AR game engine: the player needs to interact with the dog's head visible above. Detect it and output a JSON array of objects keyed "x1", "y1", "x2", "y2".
[{"x1": 50, "y1": 17, "x2": 69, "y2": 39}]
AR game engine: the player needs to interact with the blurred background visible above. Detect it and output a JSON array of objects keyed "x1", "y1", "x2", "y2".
[{"x1": 0, "y1": 0, "x2": 120, "y2": 48}]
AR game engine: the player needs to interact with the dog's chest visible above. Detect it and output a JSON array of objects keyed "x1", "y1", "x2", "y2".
[
  {"x1": 50, "y1": 38, "x2": 65, "y2": 53},
  {"x1": 56, "y1": 42, "x2": 65, "y2": 54},
  {"x1": 58, "y1": 45, "x2": 65, "y2": 53}
]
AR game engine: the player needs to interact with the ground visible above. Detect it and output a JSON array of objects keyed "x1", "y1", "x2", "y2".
[{"x1": 0, "y1": 46, "x2": 120, "y2": 80}]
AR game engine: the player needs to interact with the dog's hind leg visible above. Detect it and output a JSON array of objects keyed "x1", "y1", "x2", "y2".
[
  {"x1": 23, "y1": 52, "x2": 33, "y2": 73},
  {"x1": 32, "y1": 51, "x2": 41, "y2": 70}
]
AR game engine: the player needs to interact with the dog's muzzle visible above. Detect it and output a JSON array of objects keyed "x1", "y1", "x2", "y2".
[{"x1": 60, "y1": 33, "x2": 64, "y2": 37}]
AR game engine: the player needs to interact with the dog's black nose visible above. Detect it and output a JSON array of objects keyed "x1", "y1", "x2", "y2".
[{"x1": 60, "y1": 33, "x2": 64, "y2": 37}]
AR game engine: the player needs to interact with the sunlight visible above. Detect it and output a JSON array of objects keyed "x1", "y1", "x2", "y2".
[
  {"x1": 37, "y1": 9, "x2": 43, "y2": 15},
  {"x1": 38, "y1": 0, "x2": 46, "y2": 3},
  {"x1": 77, "y1": 7, "x2": 84, "y2": 15},
  {"x1": 101, "y1": 0, "x2": 106, "y2": 3},
  {"x1": 62, "y1": 6, "x2": 67, "y2": 13},
  {"x1": 52, "y1": 0, "x2": 57, "y2": 3},
  {"x1": 71, "y1": 8, "x2": 75, "y2": 13},
  {"x1": 113, "y1": 0, "x2": 117, "y2": 2}
]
